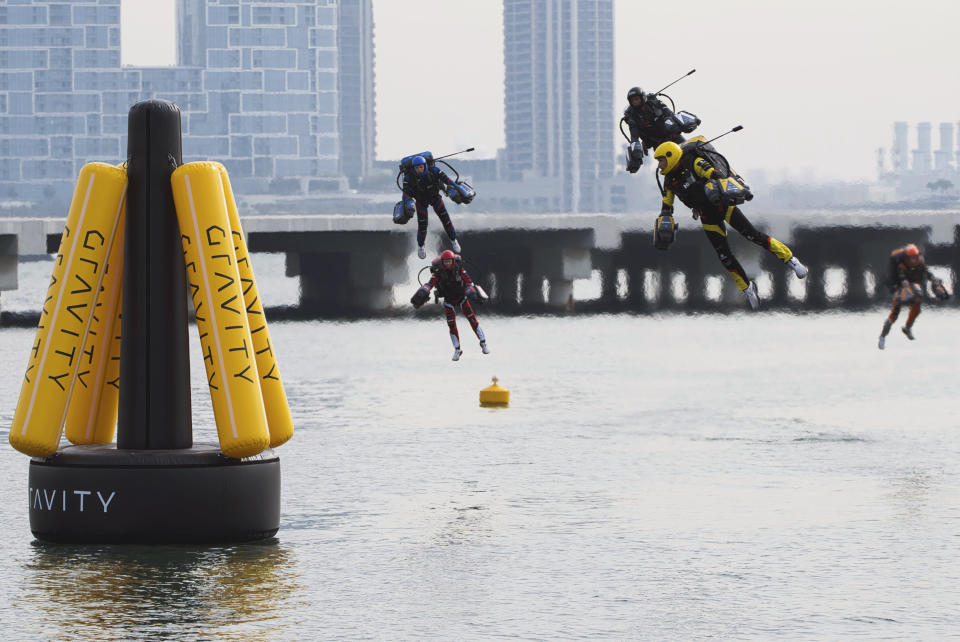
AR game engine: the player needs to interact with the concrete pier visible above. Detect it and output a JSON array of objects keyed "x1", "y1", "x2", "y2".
[
  {"x1": 249, "y1": 230, "x2": 411, "y2": 313},
  {"x1": 2, "y1": 209, "x2": 958, "y2": 316}
]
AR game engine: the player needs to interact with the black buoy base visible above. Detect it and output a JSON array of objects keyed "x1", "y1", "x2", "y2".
[{"x1": 28, "y1": 444, "x2": 280, "y2": 544}]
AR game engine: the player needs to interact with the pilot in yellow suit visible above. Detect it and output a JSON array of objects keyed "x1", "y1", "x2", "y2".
[{"x1": 652, "y1": 140, "x2": 807, "y2": 310}]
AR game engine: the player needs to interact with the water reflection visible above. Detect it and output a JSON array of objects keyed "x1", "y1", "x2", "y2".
[
  {"x1": 886, "y1": 468, "x2": 934, "y2": 521},
  {"x1": 434, "y1": 481, "x2": 492, "y2": 547},
  {"x1": 21, "y1": 539, "x2": 303, "y2": 640}
]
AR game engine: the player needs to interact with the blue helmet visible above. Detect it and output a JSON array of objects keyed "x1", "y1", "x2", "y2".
[{"x1": 411, "y1": 155, "x2": 427, "y2": 172}]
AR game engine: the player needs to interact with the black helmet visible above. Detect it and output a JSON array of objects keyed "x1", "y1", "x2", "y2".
[{"x1": 627, "y1": 86, "x2": 645, "y2": 103}]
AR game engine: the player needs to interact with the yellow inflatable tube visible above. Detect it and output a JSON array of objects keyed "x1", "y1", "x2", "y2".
[
  {"x1": 171, "y1": 161, "x2": 270, "y2": 459},
  {"x1": 9, "y1": 162, "x2": 127, "y2": 457},
  {"x1": 64, "y1": 202, "x2": 125, "y2": 445},
  {"x1": 215, "y1": 163, "x2": 294, "y2": 448}
]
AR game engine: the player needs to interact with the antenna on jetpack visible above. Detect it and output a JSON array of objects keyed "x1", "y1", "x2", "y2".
[
  {"x1": 654, "y1": 69, "x2": 695, "y2": 96},
  {"x1": 651, "y1": 69, "x2": 697, "y2": 117},
  {"x1": 701, "y1": 125, "x2": 743, "y2": 147},
  {"x1": 433, "y1": 148, "x2": 476, "y2": 183},
  {"x1": 434, "y1": 147, "x2": 475, "y2": 161}
]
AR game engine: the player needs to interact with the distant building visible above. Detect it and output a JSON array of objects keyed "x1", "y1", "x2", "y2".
[
  {"x1": 0, "y1": 0, "x2": 376, "y2": 214},
  {"x1": 500, "y1": 0, "x2": 616, "y2": 212},
  {"x1": 878, "y1": 121, "x2": 960, "y2": 204},
  {"x1": 336, "y1": 0, "x2": 376, "y2": 188}
]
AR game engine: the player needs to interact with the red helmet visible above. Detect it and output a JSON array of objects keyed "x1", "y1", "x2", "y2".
[
  {"x1": 905, "y1": 243, "x2": 920, "y2": 257},
  {"x1": 440, "y1": 249, "x2": 456, "y2": 269}
]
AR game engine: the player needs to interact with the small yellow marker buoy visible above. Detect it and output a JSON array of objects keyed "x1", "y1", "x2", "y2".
[{"x1": 479, "y1": 376, "x2": 510, "y2": 408}]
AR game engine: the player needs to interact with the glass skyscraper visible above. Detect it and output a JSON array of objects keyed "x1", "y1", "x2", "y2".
[{"x1": 0, "y1": 0, "x2": 375, "y2": 212}]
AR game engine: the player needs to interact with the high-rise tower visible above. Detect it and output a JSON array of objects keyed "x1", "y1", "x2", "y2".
[
  {"x1": 338, "y1": 0, "x2": 376, "y2": 187},
  {"x1": 0, "y1": 0, "x2": 377, "y2": 210},
  {"x1": 502, "y1": 0, "x2": 614, "y2": 212}
]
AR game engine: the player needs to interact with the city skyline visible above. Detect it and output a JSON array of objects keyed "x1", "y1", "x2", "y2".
[
  {"x1": 119, "y1": 0, "x2": 960, "y2": 183},
  {"x1": 373, "y1": 0, "x2": 960, "y2": 185},
  {"x1": 11, "y1": 0, "x2": 960, "y2": 189}
]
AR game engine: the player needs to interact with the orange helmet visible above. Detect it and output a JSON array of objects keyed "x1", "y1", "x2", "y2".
[{"x1": 904, "y1": 243, "x2": 920, "y2": 257}]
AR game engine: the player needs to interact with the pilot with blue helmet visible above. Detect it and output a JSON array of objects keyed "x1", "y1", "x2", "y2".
[{"x1": 401, "y1": 155, "x2": 461, "y2": 259}]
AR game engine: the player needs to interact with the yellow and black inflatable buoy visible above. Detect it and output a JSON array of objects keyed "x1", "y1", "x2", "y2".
[
  {"x1": 9, "y1": 162, "x2": 127, "y2": 457},
  {"x1": 479, "y1": 377, "x2": 510, "y2": 408},
  {"x1": 171, "y1": 161, "x2": 271, "y2": 459}
]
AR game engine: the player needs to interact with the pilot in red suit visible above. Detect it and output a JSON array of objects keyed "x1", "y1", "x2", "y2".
[{"x1": 411, "y1": 250, "x2": 489, "y2": 361}]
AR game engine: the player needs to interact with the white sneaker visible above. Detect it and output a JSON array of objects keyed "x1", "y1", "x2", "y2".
[
  {"x1": 417, "y1": 246, "x2": 426, "y2": 259},
  {"x1": 480, "y1": 341, "x2": 490, "y2": 354},
  {"x1": 787, "y1": 256, "x2": 808, "y2": 279},
  {"x1": 878, "y1": 335, "x2": 885, "y2": 350},
  {"x1": 451, "y1": 239, "x2": 461, "y2": 253},
  {"x1": 744, "y1": 281, "x2": 760, "y2": 310},
  {"x1": 452, "y1": 347, "x2": 462, "y2": 361}
]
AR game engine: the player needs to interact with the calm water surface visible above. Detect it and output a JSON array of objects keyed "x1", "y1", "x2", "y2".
[{"x1": 0, "y1": 261, "x2": 958, "y2": 639}]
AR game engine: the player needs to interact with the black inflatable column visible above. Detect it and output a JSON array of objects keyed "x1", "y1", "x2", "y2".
[{"x1": 118, "y1": 100, "x2": 192, "y2": 449}]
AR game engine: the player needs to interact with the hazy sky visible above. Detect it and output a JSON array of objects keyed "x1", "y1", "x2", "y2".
[{"x1": 123, "y1": 0, "x2": 960, "y2": 182}]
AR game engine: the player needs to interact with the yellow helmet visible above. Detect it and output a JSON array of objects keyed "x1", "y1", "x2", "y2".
[{"x1": 654, "y1": 141, "x2": 682, "y2": 175}]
